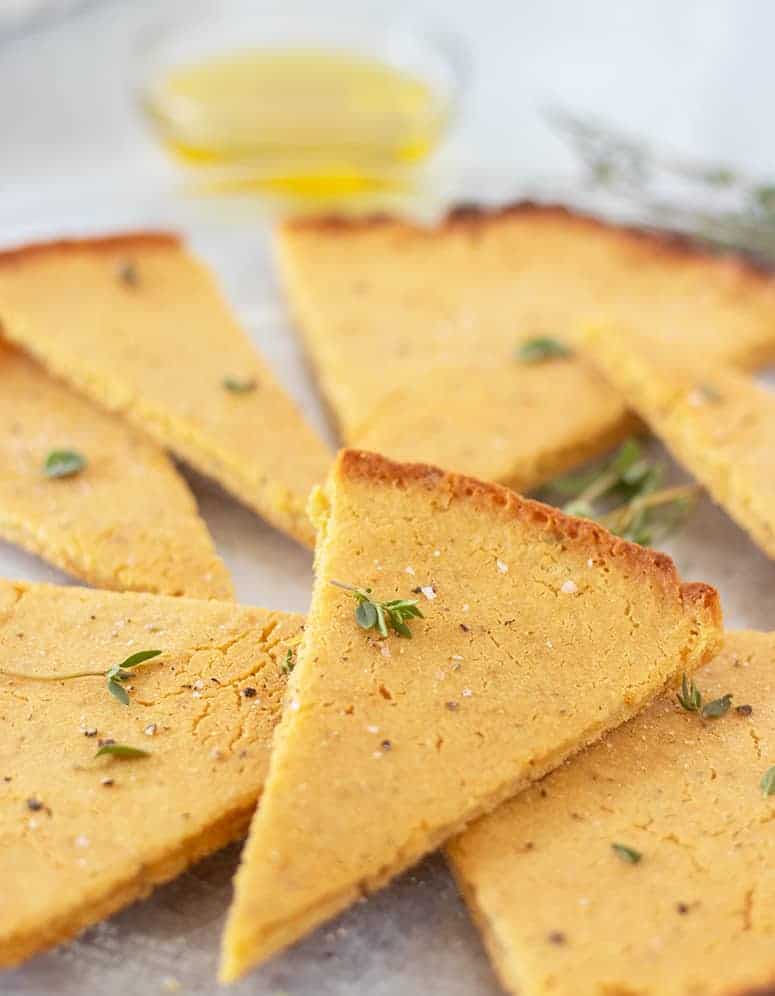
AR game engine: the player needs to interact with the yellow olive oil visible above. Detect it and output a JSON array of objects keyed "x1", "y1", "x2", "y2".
[{"x1": 145, "y1": 48, "x2": 449, "y2": 196}]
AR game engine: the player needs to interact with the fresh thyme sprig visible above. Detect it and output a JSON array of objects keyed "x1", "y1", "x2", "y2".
[
  {"x1": 330, "y1": 580, "x2": 424, "y2": 638},
  {"x1": 0, "y1": 649, "x2": 162, "y2": 706},
  {"x1": 545, "y1": 106, "x2": 775, "y2": 260},
  {"x1": 545, "y1": 437, "x2": 699, "y2": 546},
  {"x1": 676, "y1": 674, "x2": 733, "y2": 719}
]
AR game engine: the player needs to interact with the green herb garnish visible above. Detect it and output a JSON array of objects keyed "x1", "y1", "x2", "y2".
[
  {"x1": 676, "y1": 674, "x2": 703, "y2": 712},
  {"x1": 0, "y1": 649, "x2": 162, "y2": 706},
  {"x1": 676, "y1": 674, "x2": 733, "y2": 719},
  {"x1": 517, "y1": 337, "x2": 572, "y2": 363},
  {"x1": 117, "y1": 260, "x2": 138, "y2": 287},
  {"x1": 612, "y1": 843, "x2": 642, "y2": 864},
  {"x1": 545, "y1": 437, "x2": 699, "y2": 546},
  {"x1": 761, "y1": 766, "x2": 775, "y2": 797},
  {"x1": 281, "y1": 648, "x2": 296, "y2": 675},
  {"x1": 95, "y1": 743, "x2": 150, "y2": 760},
  {"x1": 701, "y1": 693, "x2": 733, "y2": 719},
  {"x1": 105, "y1": 650, "x2": 163, "y2": 705},
  {"x1": 330, "y1": 580, "x2": 424, "y2": 639},
  {"x1": 690, "y1": 384, "x2": 722, "y2": 404},
  {"x1": 44, "y1": 450, "x2": 87, "y2": 479},
  {"x1": 223, "y1": 376, "x2": 257, "y2": 394}
]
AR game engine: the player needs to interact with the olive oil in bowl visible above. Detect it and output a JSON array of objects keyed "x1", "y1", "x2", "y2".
[{"x1": 141, "y1": 26, "x2": 461, "y2": 198}]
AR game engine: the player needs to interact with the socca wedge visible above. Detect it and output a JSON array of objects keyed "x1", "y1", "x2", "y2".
[
  {"x1": 277, "y1": 203, "x2": 775, "y2": 486},
  {"x1": 0, "y1": 233, "x2": 331, "y2": 547},
  {"x1": 584, "y1": 324, "x2": 775, "y2": 561},
  {"x1": 220, "y1": 450, "x2": 721, "y2": 981},
  {"x1": 0, "y1": 342, "x2": 232, "y2": 599},
  {"x1": 0, "y1": 580, "x2": 303, "y2": 967},
  {"x1": 448, "y1": 631, "x2": 775, "y2": 996}
]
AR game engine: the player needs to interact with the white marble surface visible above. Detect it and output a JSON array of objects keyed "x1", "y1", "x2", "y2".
[{"x1": 1, "y1": 4, "x2": 774, "y2": 995}]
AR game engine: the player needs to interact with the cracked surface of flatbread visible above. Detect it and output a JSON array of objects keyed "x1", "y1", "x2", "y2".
[{"x1": 0, "y1": 580, "x2": 303, "y2": 966}]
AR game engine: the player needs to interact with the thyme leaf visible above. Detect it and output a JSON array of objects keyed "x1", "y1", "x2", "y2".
[
  {"x1": 44, "y1": 450, "x2": 86, "y2": 479},
  {"x1": 516, "y1": 337, "x2": 572, "y2": 363},
  {"x1": 223, "y1": 376, "x2": 257, "y2": 394},
  {"x1": 612, "y1": 843, "x2": 642, "y2": 864},
  {"x1": 281, "y1": 648, "x2": 296, "y2": 675},
  {"x1": 761, "y1": 766, "x2": 775, "y2": 797},
  {"x1": 702, "y1": 693, "x2": 733, "y2": 719},
  {"x1": 95, "y1": 743, "x2": 150, "y2": 760}
]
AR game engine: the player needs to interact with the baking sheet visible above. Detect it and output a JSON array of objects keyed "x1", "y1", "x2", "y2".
[{"x1": 1, "y1": 183, "x2": 774, "y2": 996}]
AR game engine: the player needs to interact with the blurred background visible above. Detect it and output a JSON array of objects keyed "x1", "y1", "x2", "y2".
[{"x1": 1, "y1": 0, "x2": 773, "y2": 238}]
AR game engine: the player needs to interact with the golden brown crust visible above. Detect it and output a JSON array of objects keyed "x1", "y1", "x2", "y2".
[
  {"x1": 336, "y1": 449, "x2": 721, "y2": 620},
  {"x1": 0, "y1": 231, "x2": 180, "y2": 267},
  {"x1": 283, "y1": 200, "x2": 775, "y2": 280}
]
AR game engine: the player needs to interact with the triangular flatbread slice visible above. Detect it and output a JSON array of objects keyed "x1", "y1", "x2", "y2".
[
  {"x1": 0, "y1": 233, "x2": 331, "y2": 547},
  {"x1": 584, "y1": 325, "x2": 775, "y2": 560},
  {"x1": 0, "y1": 580, "x2": 303, "y2": 967},
  {"x1": 0, "y1": 343, "x2": 232, "y2": 598},
  {"x1": 277, "y1": 204, "x2": 775, "y2": 487},
  {"x1": 448, "y1": 630, "x2": 775, "y2": 996},
  {"x1": 220, "y1": 449, "x2": 721, "y2": 981}
]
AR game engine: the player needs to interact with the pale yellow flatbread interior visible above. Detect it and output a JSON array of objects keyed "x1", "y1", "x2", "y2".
[
  {"x1": 0, "y1": 234, "x2": 331, "y2": 547},
  {"x1": 219, "y1": 449, "x2": 720, "y2": 981},
  {"x1": 448, "y1": 630, "x2": 775, "y2": 996},
  {"x1": 277, "y1": 205, "x2": 775, "y2": 488},
  {"x1": 0, "y1": 580, "x2": 303, "y2": 967},
  {"x1": 0, "y1": 342, "x2": 232, "y2": 599}
]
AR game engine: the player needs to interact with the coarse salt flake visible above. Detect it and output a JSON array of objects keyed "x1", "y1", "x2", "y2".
[
  {"x1": 74, "y1": 834, "x2": 90, "y2": 849},
  {"x1": 496, "y1": 559, "x2": 509, "y2": 574},
  {"x1": 560, "y1": 580, "x2": 578, "y2": 594},
  {"x1": 405, "y1": 566, "x2": 415, "y2": 575},
  {"x1": 367, "y1": 725, "x2": 380, "y2": 734},
  {"x1": 420, "y1": 585, "x2": 436, "y2": 601}
]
